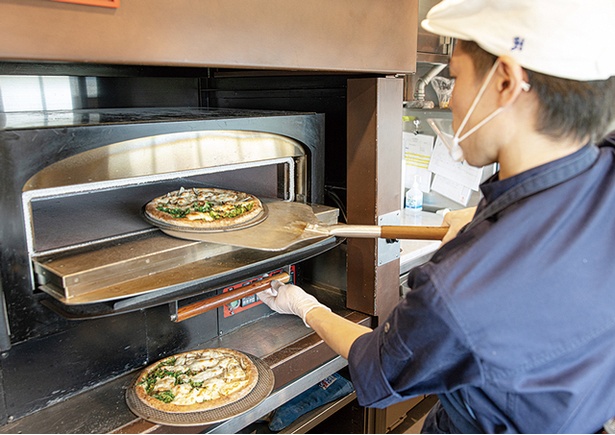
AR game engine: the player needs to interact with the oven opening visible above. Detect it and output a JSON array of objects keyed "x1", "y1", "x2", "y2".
[
  {"x1": 23, "y1": 129, "x2": 308, "y2": 256},
  {"x1": 28, "y1": 164, "x2": 289, "y2": 255}
]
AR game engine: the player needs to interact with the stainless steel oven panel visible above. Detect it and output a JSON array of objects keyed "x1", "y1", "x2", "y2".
[
  {"x1": 19, "y1": 130, "x2": 309, "y2": 297},
  {"x1": 23, "y1": 130, "x2": 305, "y2": 192},
  {"x1": 32, "y1": 205, "x2": 338, "y2": 306},
  {"x1": 22, "y1": 128, "x2": 340, "y2": 308},
  {"x1": 33, "y1": 232, "x2": 235, "y2": 304}
]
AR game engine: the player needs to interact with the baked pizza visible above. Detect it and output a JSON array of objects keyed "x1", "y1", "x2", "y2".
[
  {"x1": 144, "y1": 187, "x2": 264, "y2": 230},
  {"x1": 135, "y1": 348, "x2": 259, "y2": 413}
]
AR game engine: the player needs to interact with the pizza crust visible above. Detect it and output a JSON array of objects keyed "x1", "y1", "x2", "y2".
[
  {"x1": 134, "y1": 348, "x2": 259, "y2": 413},
  {"x1": 144, "y1": 187, "x2": 264, "y2": 230}
]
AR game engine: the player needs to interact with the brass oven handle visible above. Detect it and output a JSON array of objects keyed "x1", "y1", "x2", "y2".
[{"x1": 173, "y1": 272, "x2": 291, "y2": 323}]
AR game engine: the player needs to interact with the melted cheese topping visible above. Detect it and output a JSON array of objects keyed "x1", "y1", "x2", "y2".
[
  {"x1": 143, "y1": 350, "x2": 250, "y2": 406},
  {"x1": 186, "y1": 212, "x2": 215, "y2": 221},
  {"x1": 155, "y1": 187, "x2": 257, "y2": 222},
  {"x1": 220, "y1": 380, "x2": 249, "y2": 396},
  {"x1": 153, "y1": 376, "x2": 176, "y2": 392}
]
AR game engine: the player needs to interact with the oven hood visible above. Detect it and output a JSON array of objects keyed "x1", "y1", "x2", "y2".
[{"x1": 0, "y1": 0, "x2": 418, "y2": 74}]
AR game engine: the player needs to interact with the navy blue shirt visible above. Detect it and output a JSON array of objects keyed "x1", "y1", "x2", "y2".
[{"x1": 348, "y1": 144, "x2": 615, "y2": 433}]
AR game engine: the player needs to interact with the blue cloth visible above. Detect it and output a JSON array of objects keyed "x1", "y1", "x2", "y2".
[
  {"x1": 348, "y1": 144, "x2": 615, "y2": 433},
  {"x1": 268, "y1": 373, "x2": 354, "y2": 431},
  {"x1": 421, "y1": 401, "x2": 463, "y2": 434}
]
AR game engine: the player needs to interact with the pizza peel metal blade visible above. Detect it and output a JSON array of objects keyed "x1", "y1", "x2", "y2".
[
  {"x1": 159, "y1": 200, "x2": 448, "y2": 251},
  {"x1": 159, "y1": 201, "x2": 329, "y2": 251}
]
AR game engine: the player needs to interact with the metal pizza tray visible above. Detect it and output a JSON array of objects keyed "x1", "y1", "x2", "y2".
[
  {"x1": 125, "y1": 353, "x2": 274, "y2": 427},
  {"x1": 141, "y1": 202, "x2": 269, "y2": 234}
]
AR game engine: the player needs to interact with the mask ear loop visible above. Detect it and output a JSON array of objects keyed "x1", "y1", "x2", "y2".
[
  {"x1": 453, "y1": 59, "x2": 502, "y2": 147},
  {"x1": 454, "y1": 59, "x2": 532, "y2": 147}
]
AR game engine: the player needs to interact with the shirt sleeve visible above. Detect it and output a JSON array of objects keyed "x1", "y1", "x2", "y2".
[{"x1": 347, "y1": 264, "x2": 483, "y2": 408}]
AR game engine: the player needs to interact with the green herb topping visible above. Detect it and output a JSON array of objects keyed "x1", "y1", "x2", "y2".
[
  {"x1": 156, "y1": 205, "x2": 189, "y2": 218},
  {"x1": 152, "y1": 390, "x2": 175, "y2": 403},
  {"x1": 157, "y1": 201, "x2": 254, "y2": 220}
]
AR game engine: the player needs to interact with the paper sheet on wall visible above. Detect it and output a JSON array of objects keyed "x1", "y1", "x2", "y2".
[
  {"x1": 428, "y1": 137, "x2": 483, "y2": 191},
  {"x1": 403, "y1": 132, "x2": 434, "y2": 192},
  {"x1": 431, "y1": 174, "x2": 473, "y2": 205}
]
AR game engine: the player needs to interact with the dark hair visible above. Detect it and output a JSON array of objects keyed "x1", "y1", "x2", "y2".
[{"x1": 457, "y1": 40, "x2": 615, "y2": 143}]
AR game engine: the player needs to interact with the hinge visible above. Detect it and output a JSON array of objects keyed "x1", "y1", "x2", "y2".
[{"x1": 377, "y1": 211, "x2": 401, "y2": 266}]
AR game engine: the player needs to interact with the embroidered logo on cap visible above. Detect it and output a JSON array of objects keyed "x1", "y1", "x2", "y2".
[{"x1": 511, "y1": 37, "x2": 525, "y2": 51}]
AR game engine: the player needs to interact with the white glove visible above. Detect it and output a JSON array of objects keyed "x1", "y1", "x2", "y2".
[{"x1": 257, "y1": 280, "x2": 331, "y2": 327}]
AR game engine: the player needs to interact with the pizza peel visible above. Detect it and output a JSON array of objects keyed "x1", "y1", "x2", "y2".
[{"x1": 158, "y1": 200, "x2": 448, "y2": 251}]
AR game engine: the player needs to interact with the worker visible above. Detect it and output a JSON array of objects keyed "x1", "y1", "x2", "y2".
[{"x1": 258, "y1": 0, "x2": 615, "y2": 432}]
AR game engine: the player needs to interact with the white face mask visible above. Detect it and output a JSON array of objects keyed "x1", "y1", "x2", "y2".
[{"x1": 429, "y1": 59, "x2": 530, "y2": 162}]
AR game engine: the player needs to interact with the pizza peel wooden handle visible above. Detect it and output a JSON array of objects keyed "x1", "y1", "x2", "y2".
[
  {"x1": 173, "y1": 272, "x2": 291, "y2": 323},
  {"x1": 324, "y1": 224, "x2": 449, "y2": 240},
  {"x1": 380, "y1": 225, "x2": 449, "y2": 240}
]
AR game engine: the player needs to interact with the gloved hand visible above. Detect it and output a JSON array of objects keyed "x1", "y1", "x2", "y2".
[{"x1": 257, "y1": 280, "x2": 331, "y2": 327}]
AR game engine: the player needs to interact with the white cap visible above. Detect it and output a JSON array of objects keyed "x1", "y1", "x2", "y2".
[{"x1": 421, "y1": 0, "x2": 615, "y2": 81}]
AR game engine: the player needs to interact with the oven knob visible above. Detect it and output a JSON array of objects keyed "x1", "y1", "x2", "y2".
[{"x1": 227, "y1": 299, "x2": 240, "y2": 314}]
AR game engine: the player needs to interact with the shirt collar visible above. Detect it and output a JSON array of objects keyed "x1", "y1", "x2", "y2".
[{"x1": 480, "y1": 144, "x2": 596, "y2": 204}]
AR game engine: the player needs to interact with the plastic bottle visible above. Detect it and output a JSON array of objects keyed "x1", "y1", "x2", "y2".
[{"x1": 405, "y1": 176, "x2": 423, "y2": 213}]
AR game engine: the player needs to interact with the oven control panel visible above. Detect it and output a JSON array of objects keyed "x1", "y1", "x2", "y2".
[
  {"x1": 223, "y1": 266, "x2": 295, "y2": 318},
  {"x1": 217, "y1": 266, "x2": 295, "y2": 334}
]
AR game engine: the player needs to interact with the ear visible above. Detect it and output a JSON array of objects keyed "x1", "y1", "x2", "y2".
[{"x1": 495, "y1": 55, "x2": 528, "y2": 107}]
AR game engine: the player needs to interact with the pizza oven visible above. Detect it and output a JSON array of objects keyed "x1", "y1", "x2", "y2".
[
  {"x1": 0, "y1": 0, "x2": 438, "y2": 431},
  {"x1": 0, "y1": 107, "x2": 370, "y2": 433}
]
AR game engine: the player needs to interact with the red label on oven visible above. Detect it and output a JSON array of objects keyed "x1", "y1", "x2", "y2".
[{"x1": 222, "y1": 268, "x2": 294, "y2": 318}]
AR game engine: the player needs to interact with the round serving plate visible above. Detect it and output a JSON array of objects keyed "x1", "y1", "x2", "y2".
[
  {"x1": 141, "y1": 202, "x2": 268, "y2": 234},
  {"x1": 126, "y1": 353, "x2": 274, "y2": 427}
]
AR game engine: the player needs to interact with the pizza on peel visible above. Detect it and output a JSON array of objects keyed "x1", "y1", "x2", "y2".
[
  {"x1": 144, "y1": 187, "x2": 264, "y2": 230},
  {"x1": 135, "y1": 348, "x2": 259, "y2": 413}
]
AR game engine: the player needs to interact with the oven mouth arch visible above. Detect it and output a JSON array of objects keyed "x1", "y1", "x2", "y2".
[{"x1": 23, "y1": 129, "x2": 306, "y2": 193}]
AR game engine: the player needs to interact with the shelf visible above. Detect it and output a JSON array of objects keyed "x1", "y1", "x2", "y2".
[{"x1": 279, "y1": 392, "x2": 357, "y2": 434}]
